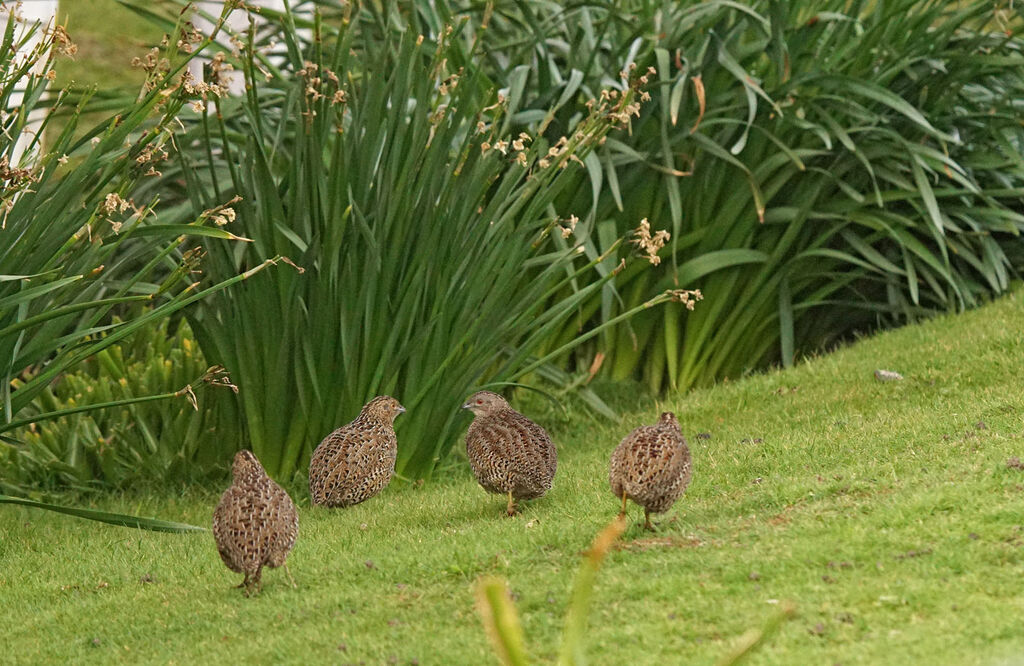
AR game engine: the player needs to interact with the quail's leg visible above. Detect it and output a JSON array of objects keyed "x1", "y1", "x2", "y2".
[
  {"x1": 618, "y1": 491, "x2": 628, "y2": 520},
  {"x1": 237, "y1": 573, "x2": 250, "y2": 590},
  {"x1": 506, "y1": 491, "x2": 516, "y2": 517},
  {"x1": 643, "y1": 508, "x2": 656, "y2": 532},
  {"x1": 284, "y1": 563, "x2": 297, "y2": 589},
  {"x1": 253, "y1": 567, "x2": 264, "y2": 595}
]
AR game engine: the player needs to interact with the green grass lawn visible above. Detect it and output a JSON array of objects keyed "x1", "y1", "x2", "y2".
[
  {"x1": 55, "y1": 0, "x2": 163, "y2": 91},
  {"x1": 4, "y1": 290, "x2": 1024, "y2": 664},
  {"x1": 46, "y1": 0, "x2": 165, "y2": 140}
]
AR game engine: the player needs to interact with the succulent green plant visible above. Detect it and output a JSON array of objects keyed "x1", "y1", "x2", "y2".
[{"x1": 2, "y1": 317, "x2": 235, "y2": 494}]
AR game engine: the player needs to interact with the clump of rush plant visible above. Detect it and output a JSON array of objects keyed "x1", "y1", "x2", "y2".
[
  {"x1": 0, "y1": 3, "x2": 280, "y2": 526},
  {"x1": 127, "y1": 2, "x2": 704, "y2": 480}
]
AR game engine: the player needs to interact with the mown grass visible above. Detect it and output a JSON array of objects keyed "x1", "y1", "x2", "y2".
[
  {"x1": 4, "y1": 289, "x2": 1024, "y2": 664},
  {"x1": 55, "y1": 0, "x2": 162, "y2": 91}
]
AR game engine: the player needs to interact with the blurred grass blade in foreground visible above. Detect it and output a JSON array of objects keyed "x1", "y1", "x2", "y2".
[
  {"x1": 476, "y1": 576, "x2": 530, "y2": 666},
  {"x1": 557, "y1": 515, "x2": 627, "y2": 666}
]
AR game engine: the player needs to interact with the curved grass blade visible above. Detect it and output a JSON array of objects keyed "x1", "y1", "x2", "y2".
[
  {"x1": 557, "y1": 515, "x2": 627, "y2": 666},
  {"x1": 475, "y1": 576, "x2": 530, "y2": 666},
  {"x1": 716, "y1": 601, "x2": 796, "y2": 666},
  {"x1": 0, "y1": 495, "x2": 207, "y2": 533}
]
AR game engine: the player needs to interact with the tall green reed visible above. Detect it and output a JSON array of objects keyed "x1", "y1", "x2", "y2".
[{"x1": 128, "y1": 3, "x2": 692, "y2": 479}]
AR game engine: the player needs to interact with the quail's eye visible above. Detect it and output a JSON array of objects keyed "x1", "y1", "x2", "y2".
[{"x1": 476, "y1": 399, "x2": 483, "y2": 405}]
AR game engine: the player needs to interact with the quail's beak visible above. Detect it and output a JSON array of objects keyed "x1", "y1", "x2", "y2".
[
  {"x1": 396, "y1": 405, "x2": 407, "y2": 414},
  {"x1": 461, "y1": 402, "x2": 472, "y2": 410}
]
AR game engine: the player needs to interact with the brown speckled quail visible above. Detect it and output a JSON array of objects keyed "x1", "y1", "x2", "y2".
[
  {"x1": 309, "y1": 396, "x2": 405, "y2": 507},
  {"x1": 212, "y1": 450, "x2": 298, "y2": 595},
  {"x1": 462, "y1": 391, "x2": 557, "y2": 516},
  {"x1": 609, "y1": 411, "x2": 691, "y2": 531}
]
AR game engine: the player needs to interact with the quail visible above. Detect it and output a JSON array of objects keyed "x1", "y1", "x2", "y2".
[
  {"x1": 462, "y1": 391, "x2": 557, "y2": 516},
  {"x1": 212, "y1": 449, "x2": 298, "y2": 595},
  {"x1": 609, "y1": 411, "x2": 691, "y2": 530},
  {"x1": 309, "y1": 395, "x2": 405, "y2": 507}
]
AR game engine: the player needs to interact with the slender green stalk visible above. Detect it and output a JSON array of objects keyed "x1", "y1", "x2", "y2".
[
  {"x1": 1, "y1": 365, "x2": 228, "y2": 433},
  {"x1": 557, "y1": 516, "x2": 627, "y2": 666},
  {"x1": 475, "y1": 577, "x2": 530, "y2": 666},
  {"x1": 0, "y1": 495, "x2": 206, "y2": 532},
  {"x1": 127, "y1": 2, "x2": 682, "y2": 479}
]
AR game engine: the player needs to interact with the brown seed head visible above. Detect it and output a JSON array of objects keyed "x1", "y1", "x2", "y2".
[
  {"x1": 360, "y1": 396, "x2": 406, "y2": 424},
  {"x1": 461, "y1": 391, "x2": 509, "y2": 416}
]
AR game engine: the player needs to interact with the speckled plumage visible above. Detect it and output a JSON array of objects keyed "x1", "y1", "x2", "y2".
[
  {"x1": 309, "y1": 396, "x2": 405, "y2": 507},
  {"x1": 212, "y1": 450, "x2": 298, "y2": 595},
  {"x1": 609, "y1": 411, "x2": 691, "y2": 530},
  {"x1": 462, "y1": 391, "x2": 557, "y2": 515}
]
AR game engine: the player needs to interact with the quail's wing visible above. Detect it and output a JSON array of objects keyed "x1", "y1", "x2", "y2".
[
  {"x1": 311, "y1": 427, "x2": 349, "y2": 469},
  {"x1": 342, "y1": 428, "x2": 391, "y2": 467},
  {"x1": 626, "y1": 425, "x2": 675, "y2": 486},
  {"x1": 212, "y1": 486, "x2": 261, "y2": 567},
  {"x1": 609, "y1": 426, "x2": 643, "y2": 484},
  {"x1": 649, "y1": 428, "x2": 689, "y2": 486},
  {"x1": 509, "y1": 411, "x2": 555, "y2": 467},
  {"x1": 312, "y1": 427, "x2": 362, "y2": 487},
  {"x1": 212, "y1": 488, "x2": 234, "y2": 551},
  {"x1": 465, "y1": 420, "x2": 510, "y2": 488},
  {"x1": 533, "y1": 420, "x2": 558, "y2": 471},
  {"x1": 268, "y1": 482, "x2": 299, "y2": 553}
]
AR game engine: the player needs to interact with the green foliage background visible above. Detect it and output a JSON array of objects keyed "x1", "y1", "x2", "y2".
[
  {"x1": 6, "y1": 0, "x2": 1023, "y2": 486},
  {"x1": 415, "y1": 0, "x2": 1024, "y2": 391}
]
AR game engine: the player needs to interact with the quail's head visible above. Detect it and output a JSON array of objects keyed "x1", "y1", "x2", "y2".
[
  {"x1": 363, "y1": 395, "x2": 406, "y2": 423},
  {"x1": 461, "y1": 391, "x2": 509, "y2": 416},
  {"x1": 658, "y1": 411, "x2": 680, "y2": 430},
  {"x1": 232, "y1": 449, "x2": 266, "y2": 483}
]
